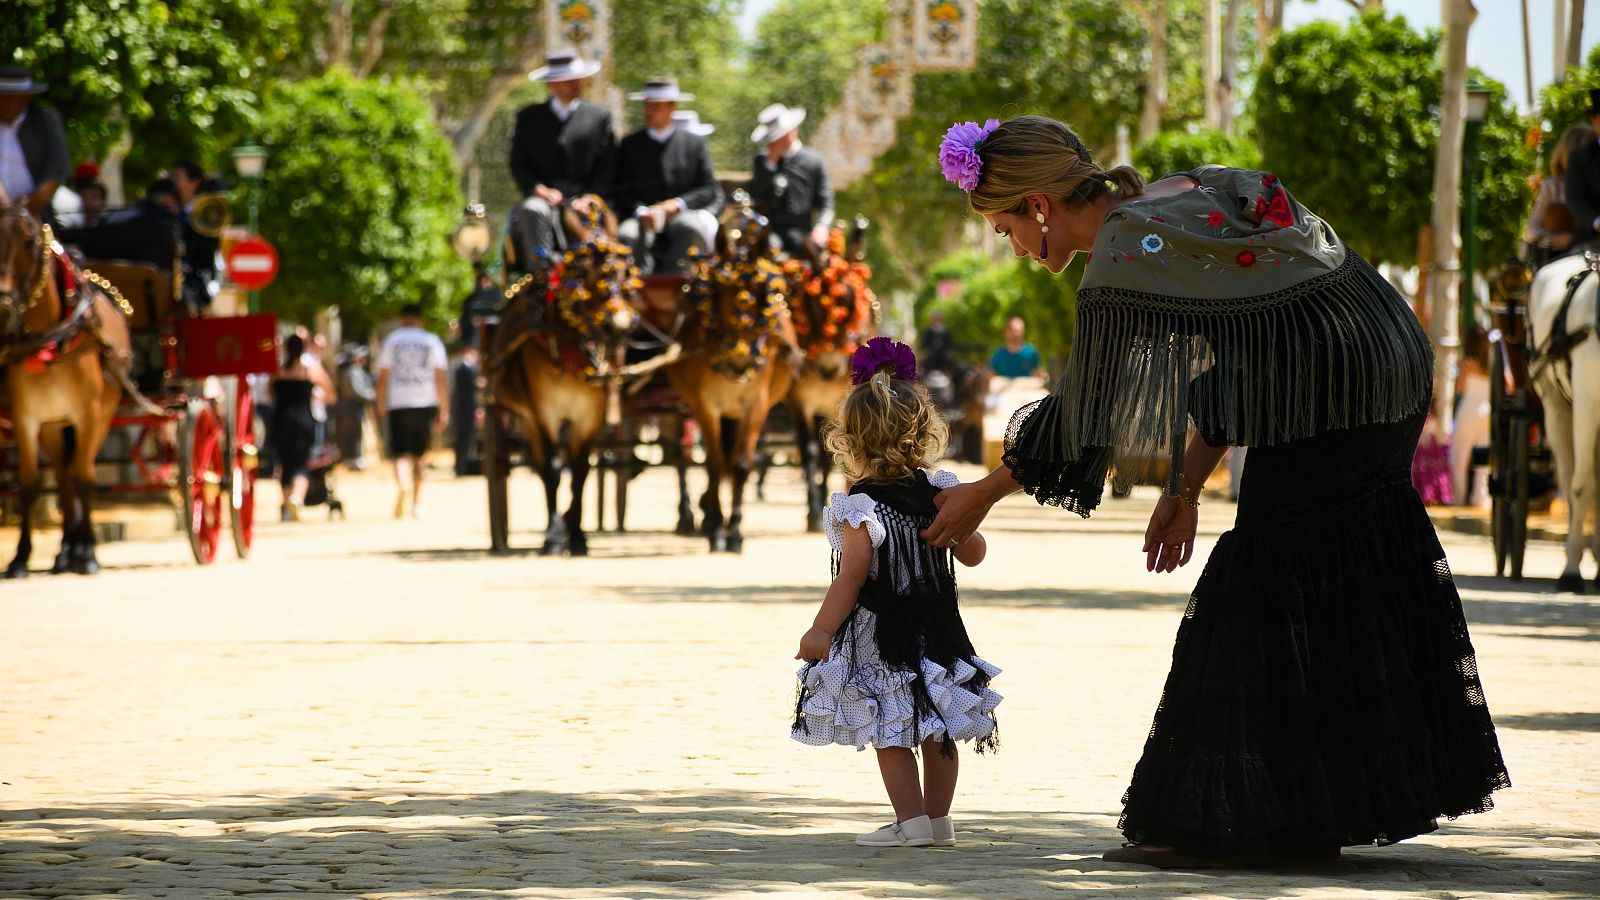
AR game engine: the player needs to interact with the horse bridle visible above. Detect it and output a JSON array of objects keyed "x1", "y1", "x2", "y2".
[{"x1": 0, "y1": 206, "x2": 49, "y2": 326}]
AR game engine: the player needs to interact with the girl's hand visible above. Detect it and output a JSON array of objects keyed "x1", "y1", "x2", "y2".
[
  {"x1": 1143, "y1": 495, "x2": 1198, "y2": 573},
  {"x1": 796, "y1": 626, "x2": 833, "y2": 663}
]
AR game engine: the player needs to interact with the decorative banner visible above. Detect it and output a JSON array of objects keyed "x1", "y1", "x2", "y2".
[
  {"x1": 546, "y1": 0, "x2": 611, "y2": 76},
  {"x1": 854, "y1": 44, "x2": 913, "y2": 118},
  {"x1": 810, "y1": 111, "x2": 844, "y2": 160},
  {"x1": 886, "y1": 0, "x2": 914, "y2": 68},
  {"x1": 844, "y1": 112, "x2": 897, "y2": 155},
  {"x1": 912, "y1": 0, "x2": 979, "y2": 71}
]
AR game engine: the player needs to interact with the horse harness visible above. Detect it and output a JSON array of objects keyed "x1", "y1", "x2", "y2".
[
  {"x1": 0, "y1": 221, "x2": 133, "y2": 373},
  {"x1": 1531, "y1": 255, "x2": 1600, "y2": 392}
]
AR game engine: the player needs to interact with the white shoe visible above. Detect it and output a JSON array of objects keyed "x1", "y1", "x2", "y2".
[
  {"x1": 930, "y1": 815, "x2": 955, "y2": 847},
  {"x1": 856, "y1": 815, "x2": 934, "y2": 847}
]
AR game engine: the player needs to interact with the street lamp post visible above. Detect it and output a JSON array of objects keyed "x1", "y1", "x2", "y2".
[
  {"x1": 1461, "y1": 84, "x2": 1491, "y2": 335},
  {"x1": 231, "y1": 144, "x2": 268, "y2": 314}
]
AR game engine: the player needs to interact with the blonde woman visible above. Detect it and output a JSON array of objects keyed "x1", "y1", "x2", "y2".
[
  {"x1": 925, "y1": 115, "x2": 1508, "y2": 867},
  {"x1": 1526, "y1": 122, "x2": 1596, "y2": 259}
]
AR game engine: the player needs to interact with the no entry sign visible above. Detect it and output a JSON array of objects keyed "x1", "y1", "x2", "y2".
[{"x1": 226, "y1": 236, "x2": 280, "y2": 291}]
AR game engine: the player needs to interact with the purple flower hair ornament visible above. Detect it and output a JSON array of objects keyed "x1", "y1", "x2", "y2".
[
  {"x1": 939, "y1": 118, "x2": 1000, "y2": 192},
  {"x1": 850, "y1": 336, "x2": 918, "y2": 387}
]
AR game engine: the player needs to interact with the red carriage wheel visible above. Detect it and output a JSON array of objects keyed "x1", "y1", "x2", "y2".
[
  {"x1": 179, "y1": 399, "x2": 226, "y2": 564},
  {"x1": 230, "y1": 378, "x2": 258, "y2": 558}
]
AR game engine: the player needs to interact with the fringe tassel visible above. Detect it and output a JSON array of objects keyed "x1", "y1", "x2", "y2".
[{"x1": 1008, "y1": 253, "x2": 1433, "y2": 514}]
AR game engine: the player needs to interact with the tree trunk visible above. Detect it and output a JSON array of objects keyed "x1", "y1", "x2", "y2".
[
  {"x1": 1566, "y1": 0, "x2": 1586, "y2": 71},
  {"x1": 1219, "y1": 0, "x2": 1244, "y2": 133},
  {"x1": 1428, "y1": 0, "x2": 1478, "y2": 425},
  {"x1": 451, "y1": 39, "x2": 547, "y2": 166},
  {"x1": 1203, "y1": 0, "x2": 1221, "y2": 128},
  {"x1": 1253, "y1": 0, "x2": 1284, "y2": 59},
  {"x1": 101, "y1": 120, "x2": 133, "y2": 208},
  {"x1": 1521, "y1": 0, "x2": 1536, "y2": 106},
  {"x1": 355, "y1": 0, "x2": 395, "y2": 79},
  {"x1": 1138, "y1": 1, "x2": 1170, "y2": 141},
  {"x1": 1554, "y1": 0, "x2": 1569, "y2": 82},
  {"x1": 326, "y1": 0, "x2": 352, "y2": 71}
]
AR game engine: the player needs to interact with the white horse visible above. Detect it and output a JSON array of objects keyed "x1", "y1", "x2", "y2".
[{"x1": 1528, "y1": 253, "x2": 1600, "y2": 593}]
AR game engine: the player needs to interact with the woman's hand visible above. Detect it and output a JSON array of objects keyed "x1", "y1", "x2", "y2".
[
  {"x1": 1143, "y1": 495, "x2": 1198, "y2": 573},
  {"x1": 922, "y1": 481, "x2": 996, "y2": 548},
  {"x1": 796, "y1": 626, "x2": 833, "y2": 663}
]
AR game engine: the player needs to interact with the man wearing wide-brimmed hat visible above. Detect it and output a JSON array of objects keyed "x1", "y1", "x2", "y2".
[
  {"x1": 747, "y1": 103, "x2": 834, "y2": 260},
  {"x1": 0, "y1": 66, "x2": 70, "y2": 222},
  {"x1": 508, "y1": 49, "x2": 617, "y2": 270},
  {"x1": 1565, "y1": 88, "x2": 1600, "y2": 249},
  {"x1": 612, "y1": 77, "x2": 723, "y2": 274}
]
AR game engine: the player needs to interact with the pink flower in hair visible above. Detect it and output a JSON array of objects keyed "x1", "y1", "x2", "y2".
[{"x1": 939, "y1": 118, "x2": 1000, "y2": 192}]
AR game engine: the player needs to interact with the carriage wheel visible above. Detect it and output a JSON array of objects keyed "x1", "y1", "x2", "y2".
[
  {"x1": 1487, "y1": 341, "x2": 1510, "y2": 577},
  {"x1": 179, "y1": 399, "x2": 226, "y2": 565},
  {"x1": 230, "y1": 379, "x2": 258, "y2": 559}
]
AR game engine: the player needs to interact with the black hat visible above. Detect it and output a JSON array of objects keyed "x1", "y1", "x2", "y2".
[{"x1": 0, "y1": 66, "x2": 47, "y2": 95}]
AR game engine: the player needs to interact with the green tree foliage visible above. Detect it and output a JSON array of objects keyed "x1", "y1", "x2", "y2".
[
  {"x1": 1251, "y1": 13, "x2": 1531, "y2": 270},
  {"x1": 254, "y1": 72, "x2": 467, "y2": 330},
  {"x1": 1535, "y1": 42, "x2": 1600, "y2": 168},
  {"x1": 1133, "y1": 128, "x2": 1261, "y2": 176},
  {"x1": 917, "y1": 250, "x2": 1080, "y2": 371},
  {"x1": 4, "y1": 0, "x2": 297, "y2": 184}
]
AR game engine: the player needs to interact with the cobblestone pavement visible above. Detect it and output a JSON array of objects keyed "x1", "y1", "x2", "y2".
[{"x1": 2, "y1": 463, "x2": 1597, "y2": 899}]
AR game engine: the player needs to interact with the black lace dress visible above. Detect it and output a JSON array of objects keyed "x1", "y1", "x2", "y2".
[{"x1": 1004, "y1": 166, "x2": 1509, "y2": 855}]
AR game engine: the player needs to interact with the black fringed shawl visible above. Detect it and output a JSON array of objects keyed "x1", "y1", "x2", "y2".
[
  {"x1": 1004, "y1": 166, "x2": 1434, "y2": 517},
  {"x1": 795, "y1": 471, "x2": 997, "y2": 757}
]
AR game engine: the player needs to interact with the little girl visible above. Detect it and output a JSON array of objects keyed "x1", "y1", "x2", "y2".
[{"x1": 792, "y1": 337, "x2": 1002, "y2": 849}]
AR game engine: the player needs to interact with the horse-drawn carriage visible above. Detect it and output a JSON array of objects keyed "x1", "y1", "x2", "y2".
[
  {"x1": 477, "y1": 192, "x2": 876, "y2": 556},
  {"x1": 1, "y1": 201, "x2": 273, "y2": 573},
  {"x1": 1485, "y1": 251, "x2": 1599, "y2": 590}
]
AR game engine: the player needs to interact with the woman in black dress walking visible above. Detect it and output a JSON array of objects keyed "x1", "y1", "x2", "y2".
[
  {"x1": 271, "y1": 334, "x2": 335, "y2": 521},
  {"x1": 925, "y1": 115, "x2": 1509, "y2": 867}
]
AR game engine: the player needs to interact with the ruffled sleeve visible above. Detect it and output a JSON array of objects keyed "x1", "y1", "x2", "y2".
[
  {"x1": 824, "y1": 491, "x2": 886, "y2": 551},
  {"x1": 929, "y1": 469, "x2": 960, "y2": 490},
  {"x1": 1001, "y1": 395, "x2": 1116, "y2": 518}
]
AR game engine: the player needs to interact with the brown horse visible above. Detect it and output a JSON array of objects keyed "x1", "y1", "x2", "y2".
[
  {"x1": 489, "y1": 197, "x2": 638, "y2": 556},
  {"x1": 0, "y1": 193, "x2": 132, "y2": 576},
  {"x1": 666, "y1": 198, "x2": 796, "y2": 553},
  {"x1": 784, "y1": 218, "x2": 876, "y2": 531}
]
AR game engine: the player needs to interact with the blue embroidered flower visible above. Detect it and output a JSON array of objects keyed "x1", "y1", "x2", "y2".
[{"x1": 1140, "y1": 234, "x2": 1165, "y2": 253}]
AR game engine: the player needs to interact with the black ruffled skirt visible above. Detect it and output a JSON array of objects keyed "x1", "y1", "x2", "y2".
[{"x1": 1117, "y1": 413, "x2": 1510, "y2": 855}]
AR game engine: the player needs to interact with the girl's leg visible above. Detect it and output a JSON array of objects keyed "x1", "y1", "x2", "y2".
[
  {"x1": 291, "y1": 474, "x2": 310, "y2": 505},
  {"x1": 874, "y1": 747, "x2": 925, "y2": 822},
  {"x1": 920, "y1": 738, "x2": 958, "y2": 819}
]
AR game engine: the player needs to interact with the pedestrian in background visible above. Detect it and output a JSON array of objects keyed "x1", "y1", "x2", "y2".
[
  {"x1": 335, "y1": 344, "x2": 376, "y2": 470},
  {"x1": 988, "y1": 316, "x2": 1040, "y2": 378},
  {"x1": 376, "y1": 304, "x2": 448, "y2": 518},
  {"x1": 451, "y1": 344, "x2": 482, "y2": 477},
  {"x1": 272, "y1": 334, "x2": 336, "y2": 522}
]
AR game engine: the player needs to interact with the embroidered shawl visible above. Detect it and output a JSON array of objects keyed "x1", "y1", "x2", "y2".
[{"x1": 1004, "y1": 166, "x2": 1434, "y2": 516}]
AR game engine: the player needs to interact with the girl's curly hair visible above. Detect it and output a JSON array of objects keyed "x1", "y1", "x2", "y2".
[{"x1": 824, "y1": 371, "x2": 948, "y2": 483}]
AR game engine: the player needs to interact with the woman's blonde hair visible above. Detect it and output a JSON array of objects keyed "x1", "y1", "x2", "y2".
[
  {"x1": 1552, "y1": 123, "x2": 1597, "y2": 179},
  {"x1": 967, "y1": 115, "x2": 1145, "y2": 216},
  {"x1": 824, "y1": 372, "x2": 948, "y2": 483}
]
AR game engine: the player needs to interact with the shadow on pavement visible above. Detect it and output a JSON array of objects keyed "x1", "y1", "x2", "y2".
[
  {"x1": 606, "y1": 583, "x2": 1184, "y2": 613},
  {"x1": 1493, "y1": 712, "x2": 1600, "y2": 732},
  {"x1": 1, "y1": 788, "x2": 1594, "y2": 898}
]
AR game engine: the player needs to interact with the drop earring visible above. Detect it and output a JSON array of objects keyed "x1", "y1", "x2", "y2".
[{"x1": 1036, "y1": 212, "x2": 1050, "y2": 259}]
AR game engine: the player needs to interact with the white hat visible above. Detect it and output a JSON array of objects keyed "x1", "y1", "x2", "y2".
[
  {"x1": 0, "y1": 66, "x2": 47, "y2": 95},
  {"x1": 672, "y1": 110, "x2": 716, "y2": 137},
  {"x1": 629, "y1": 77, "x2": 694, "y2": 103},
  {"x1": 529, "y1": 49, "x2": 602, "y2": 83},
  {"x1": 751, "y1": 103, "x2": 807, "y2": 145}
]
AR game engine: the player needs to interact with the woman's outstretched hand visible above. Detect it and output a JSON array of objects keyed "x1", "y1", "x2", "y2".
[
  {"x1": 922, "y1": 481, "x2": 995, "y2": 548},
  {"x1": 1143, "y1": 495, "x2": 1198, "y2": 573}
]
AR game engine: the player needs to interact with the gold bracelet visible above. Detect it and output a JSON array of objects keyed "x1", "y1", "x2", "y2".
[{"x1": 1174, "y1": 492, "x2": 1200, "y2": 510}]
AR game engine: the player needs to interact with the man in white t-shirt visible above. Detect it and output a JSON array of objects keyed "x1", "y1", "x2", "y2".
[{"x1": 376, "y1": 304, "x2": 448, "y2": 518}]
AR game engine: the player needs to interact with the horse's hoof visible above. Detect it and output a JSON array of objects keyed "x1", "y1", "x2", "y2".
[
  {"x1": 725, "y1": 535, "x2": 744, "y2": 554},
  {"x1": 540, "y1": 542, "x2": 565, "y2": 558},
  {"x1": 1555, "y1": 573, "x2": 1587, "y2": 594},
  {"x1": 50, "y1": 554, "x2": 71, "y2": 575},
  {"x1": 2, "y1": 562, "x2": 29, "y2": 580},
  {"x1": 675, "y1": 516, "x2": 697, "y2": 536},
  {"x1": 69, "y1": 556, "x2": 100, "y2": 576},
  {"x1": 568, "y1": 537, "x2": 589, "y2": 557}
]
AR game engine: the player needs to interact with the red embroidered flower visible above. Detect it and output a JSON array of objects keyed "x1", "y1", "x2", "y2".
[
  {"x1": 1236, "y1": 250, "x2": 1257, "y2": 267},
  {"x1": 1262, "y1": 173, "x2": 1278, "y2": 187},
  {"x1": 1206, "y1": 211, "x2": 1224, "y2": 227}
]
